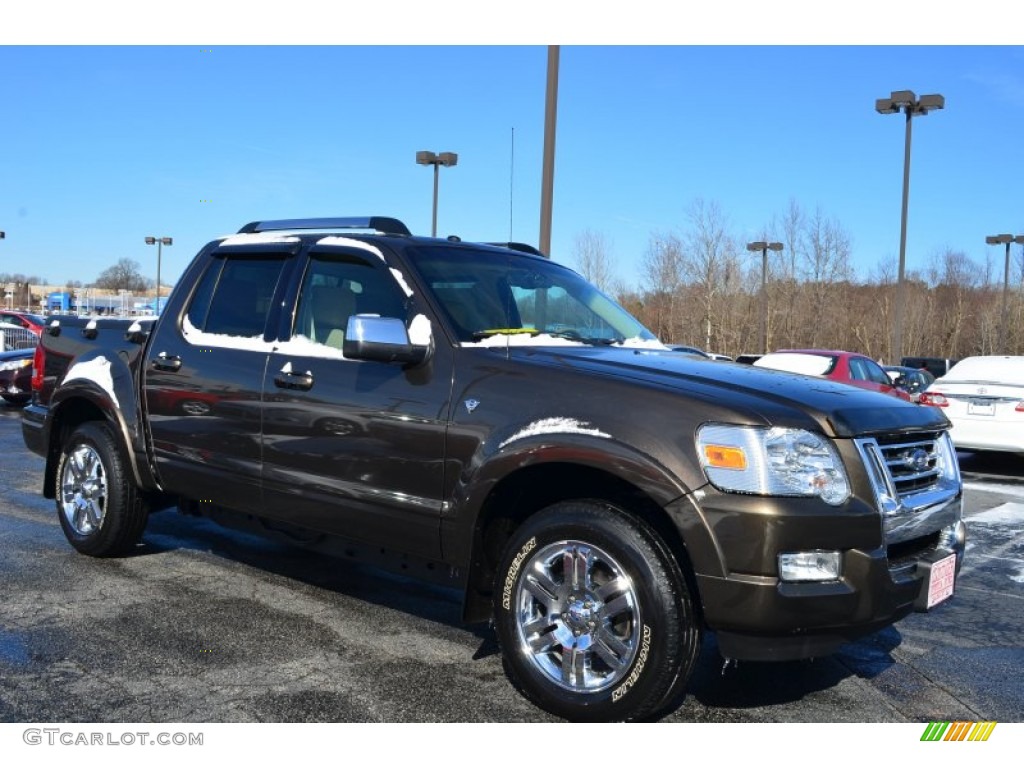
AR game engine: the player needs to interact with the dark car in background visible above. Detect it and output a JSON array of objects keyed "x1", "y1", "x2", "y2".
[
  {"x1": 901, "y1": 356, "x2": 959, "y2": 380},
  {"x1": 0, "y1": 347, "x2": 33, "y2": 405},
  {"x1": 884, "y1": 365, "x2": 936, "y2": 402}
]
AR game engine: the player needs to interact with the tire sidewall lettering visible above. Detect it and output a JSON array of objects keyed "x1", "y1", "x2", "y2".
[
  {"x1": 501, "y1": 536, "x2": 537, "y2": 611},
  {"x1": 611, "y1": 623, "x2": 652, "y2": 703}
]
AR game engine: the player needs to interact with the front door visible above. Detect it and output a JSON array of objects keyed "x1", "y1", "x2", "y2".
[{"x1": 260, "y1": 245, "x2": 451, "y2": 559}]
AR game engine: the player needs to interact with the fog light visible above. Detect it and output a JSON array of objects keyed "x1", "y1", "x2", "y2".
[{"x1": 778, "y1": 551, "x2": 842, "y2": 582}]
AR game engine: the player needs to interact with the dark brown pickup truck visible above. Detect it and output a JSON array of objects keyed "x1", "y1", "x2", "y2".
[{"x1": 23, "y1": 217, "x2": 965, "y2": 721}]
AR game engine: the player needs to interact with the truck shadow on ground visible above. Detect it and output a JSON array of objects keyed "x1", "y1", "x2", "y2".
[
  {"x1": 139, "y1": 507, "x2": 470, "y2": 629},
  {"x1": 684, "y1": 628, "x2": 902, "y2": 711},
  {"x1": 137, "y1": 506, "x2": 905, "y2": 719}
]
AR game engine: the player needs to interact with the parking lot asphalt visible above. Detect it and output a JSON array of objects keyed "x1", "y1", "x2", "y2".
[{"x1": 1, "y1": 403, "x2": 1022, "y2": 724}]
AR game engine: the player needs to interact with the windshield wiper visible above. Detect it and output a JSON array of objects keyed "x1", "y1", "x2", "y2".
[{"x1": 470, "y1": 328, "x2": 542, "y2": 340}]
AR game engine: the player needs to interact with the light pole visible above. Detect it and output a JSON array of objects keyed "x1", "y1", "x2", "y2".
[
  {"x1": 145, "y1": 236, "x2": 172, "y2": 313},
  {"x1": 985, "y1": 233, "x2": 1024, "y2": 352},
  {"x1": 747, "y1": 241, "x2": 784, "y2": 354},
  {"x1": 415, "y1": 151, "x2": 458, "y2": 237},
  {"x1": 539, "y1": 45, "x2": 559, "y2": 258},
  {"x1": 876, "y1": 89, "x2": 944, "y2": 363}
]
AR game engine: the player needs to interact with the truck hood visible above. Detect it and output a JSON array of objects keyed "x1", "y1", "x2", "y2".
[{"x1": 504, "y1": 345, "x2": 951, "y2": 438}]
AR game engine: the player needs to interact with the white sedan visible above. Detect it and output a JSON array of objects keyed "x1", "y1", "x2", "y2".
[{"x1": 919, "y1": 355, "x2": 1024, "y2": 454}]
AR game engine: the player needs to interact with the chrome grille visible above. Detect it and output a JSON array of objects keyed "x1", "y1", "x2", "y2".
[
  {"x1": 855, "y1": 431, "x2": 962, "y2": 547},
  {"x1": 876, "y1": 434, "x2": 943, "y2": 496}
]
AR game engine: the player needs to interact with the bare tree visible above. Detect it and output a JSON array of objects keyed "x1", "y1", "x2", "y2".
[
  {"x1": 683, "y1": 199, "x2": 735, "y2": 351},
  {"x1": 640, "y1": 233, "x2": 686, "y2": 342},
  {"x1": 93, "y1": 258, "x2": 152, "y2": 293},
  {"x1": 573, "y1": 230, "x2": 617, "y2": 294}
]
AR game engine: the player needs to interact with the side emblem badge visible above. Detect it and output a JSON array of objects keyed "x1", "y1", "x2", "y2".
[{"x1": 465, "y1": 399, "x2": 481, "y2": 414}]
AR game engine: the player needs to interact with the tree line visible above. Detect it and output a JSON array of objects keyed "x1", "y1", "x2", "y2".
[{"x1": 574, "y1": 198, "x2": 1024, "y2": 364}]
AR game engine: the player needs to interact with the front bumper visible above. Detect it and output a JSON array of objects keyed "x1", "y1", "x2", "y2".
[
  {"x1": 675, "y1": 454, "x2": 964, "y2": 661},
  {"x1": 702, "y1": 519, "x2": 964, "y2": 660}
]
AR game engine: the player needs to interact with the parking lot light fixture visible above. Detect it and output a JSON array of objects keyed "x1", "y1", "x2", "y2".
[
  {"x1": 876, "y1": 89, "x2": 944, "y2": 364},
  {"x1": 416, "y1": 150, "x2": 458, "y2": 237},
  {"x1": 986, "y1": 233, "x2": 1024, "y2": 353},
  {"x1": 145, "y1": 236, "x2": 173, "y2": 313},
  {"x1": 747, "y1": 241, "x2": 784, "y2": 354}
]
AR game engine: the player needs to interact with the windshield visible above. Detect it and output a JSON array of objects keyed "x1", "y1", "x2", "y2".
[{"x1": 408, "y1": 245, "x2": 658, "y2": 346}]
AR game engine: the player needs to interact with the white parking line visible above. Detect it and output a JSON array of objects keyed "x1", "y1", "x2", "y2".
[
  {"x1": 965, "y1": 501, "x2": 1024, "y2": 525},
  {"x1": 963, "y1": 481, "x2": 1024, "y2": 499}
]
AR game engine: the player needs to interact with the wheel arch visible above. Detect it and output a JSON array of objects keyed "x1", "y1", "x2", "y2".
[
  {"x1": 42, "y1": 389, "x2": 156, "y2": 499},
  {"x1": 458, "y1": 459, "x2": 703, "y2": 625}
]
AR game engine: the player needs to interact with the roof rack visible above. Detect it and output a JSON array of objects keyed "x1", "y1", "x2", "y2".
[
  {"x1": 237, "y1": 216, "x2": 411, "y2": 236},
  {"x1": 486, "y1": 241, "x2": 547, "y2": 257}
]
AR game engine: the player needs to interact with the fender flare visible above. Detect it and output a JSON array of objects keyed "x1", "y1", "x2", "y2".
[{"x1": 42, "y1": 355, "x2": 158, "y2": 498}]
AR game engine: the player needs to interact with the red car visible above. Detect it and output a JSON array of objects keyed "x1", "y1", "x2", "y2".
[
  {"x1": 753, "y1": 348, "x2": 913, "y2": 401},
  {"x1": 0, "y1": 311, "x2": 46, "y2": 335}
]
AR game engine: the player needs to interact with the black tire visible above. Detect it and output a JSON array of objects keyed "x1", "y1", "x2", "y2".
[
  {"x1": 493, "y1": 500, "x2": 701, "y2": 722},
  {"x1": 2, "y1": 394, "x2": 29, "y2": 406},
  {"x1": 55, "y1": 422, "x2": 149, "y2": 557}
]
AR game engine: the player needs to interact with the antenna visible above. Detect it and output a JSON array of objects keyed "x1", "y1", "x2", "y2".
[{"x1": 509, "y1": 126, "x2": 515, "y2": 241}]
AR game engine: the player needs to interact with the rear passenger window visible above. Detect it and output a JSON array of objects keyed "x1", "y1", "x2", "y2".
[{"x1": 186, "y1": 255, "x2": 288, "y2": 337}]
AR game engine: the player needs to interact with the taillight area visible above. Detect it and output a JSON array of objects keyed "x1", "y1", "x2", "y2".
[
  {"x1": 918, "y1": 391, "x2": 948, "y2": 407},
  {"x1": 1015, "y1": 401, "x2": 1024, "y2": 413},
  {"x1": 31, "y1": 342, "x2": 45, "y2": 393}
]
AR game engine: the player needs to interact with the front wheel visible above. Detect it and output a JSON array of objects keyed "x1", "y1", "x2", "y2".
[
  {"x1": 55, "y1": 422, "x2": 149, "y2": 557},
  {"x1": 493, "y1": 500, "x2": 700, "y2": 721}
]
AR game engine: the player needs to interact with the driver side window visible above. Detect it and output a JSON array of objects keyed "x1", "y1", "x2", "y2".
[{"x1": 292, "y1": 253, "x2": 409, "y2": 350}]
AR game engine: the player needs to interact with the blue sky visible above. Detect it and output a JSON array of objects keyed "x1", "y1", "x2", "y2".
[{"x1": 2, "y1": 8, "x2": 1023, "y2": 295}]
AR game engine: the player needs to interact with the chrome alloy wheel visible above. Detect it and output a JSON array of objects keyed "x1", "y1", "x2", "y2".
[
  {"x1": 513, "y1": 540, "x2": 641, "y2": 694},
  {"x1": 60, "y1": 443, "x2": 108, "y2": 536}
]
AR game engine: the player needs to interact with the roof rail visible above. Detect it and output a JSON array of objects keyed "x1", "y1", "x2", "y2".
[
  {"x1": 486, "y1": 241, "x2": 547, "y2": 257},
  {"x1": 237, "y1": 216, "x2": 411, "y2": 236}
]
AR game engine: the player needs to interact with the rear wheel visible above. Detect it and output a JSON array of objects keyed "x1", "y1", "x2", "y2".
[
  {"x1": 493, "y1": 500, "x2": 700, "y2": 721},
  {"x1": 55, "y1": 422, "x2": 149, "y2": 557}
]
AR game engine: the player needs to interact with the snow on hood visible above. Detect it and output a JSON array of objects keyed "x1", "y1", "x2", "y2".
[
  {"x1": 463, "y1": 333, "x2": 584, "y2": 348},
  {"x1": 613, "y1": 337, "x2": 669, "y2": 350}
]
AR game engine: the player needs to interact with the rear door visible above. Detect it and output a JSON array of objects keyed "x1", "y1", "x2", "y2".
[
  {"x1": 259, "y1": 242, "x2": 452, "y2": 559},
  {"x1": 143, "y1": 242, "x2": 298, "y2": 510}
]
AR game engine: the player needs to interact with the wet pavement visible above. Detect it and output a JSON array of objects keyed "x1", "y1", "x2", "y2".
[{"x1": 1, "y1": 403, "x2": 1022, "y2": 723}]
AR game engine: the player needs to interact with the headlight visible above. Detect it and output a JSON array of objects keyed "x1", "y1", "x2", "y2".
[
  {"x1": 697, "y1": 424, "x2": 851, "y2": 505},
  {"x1": 0, "y1": 359, "x2": 31, "y2": 372}
]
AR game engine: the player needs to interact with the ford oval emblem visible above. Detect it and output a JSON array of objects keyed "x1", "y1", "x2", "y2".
[{"x1": 904, "y1": 448, "x2": 929, "y2": 472}]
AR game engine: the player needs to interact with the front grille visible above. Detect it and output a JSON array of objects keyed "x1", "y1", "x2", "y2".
[
  {"x1": 855, "y1": 430, "x2": 962, "y2": 549},
  {"x1": 875, "y1": 432, "x2": 943, "y2": 497}
]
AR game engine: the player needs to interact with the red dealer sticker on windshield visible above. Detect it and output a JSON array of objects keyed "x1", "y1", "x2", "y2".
[{"x1": 927, "y1": 553, "x2": 957, "y2": 609}]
